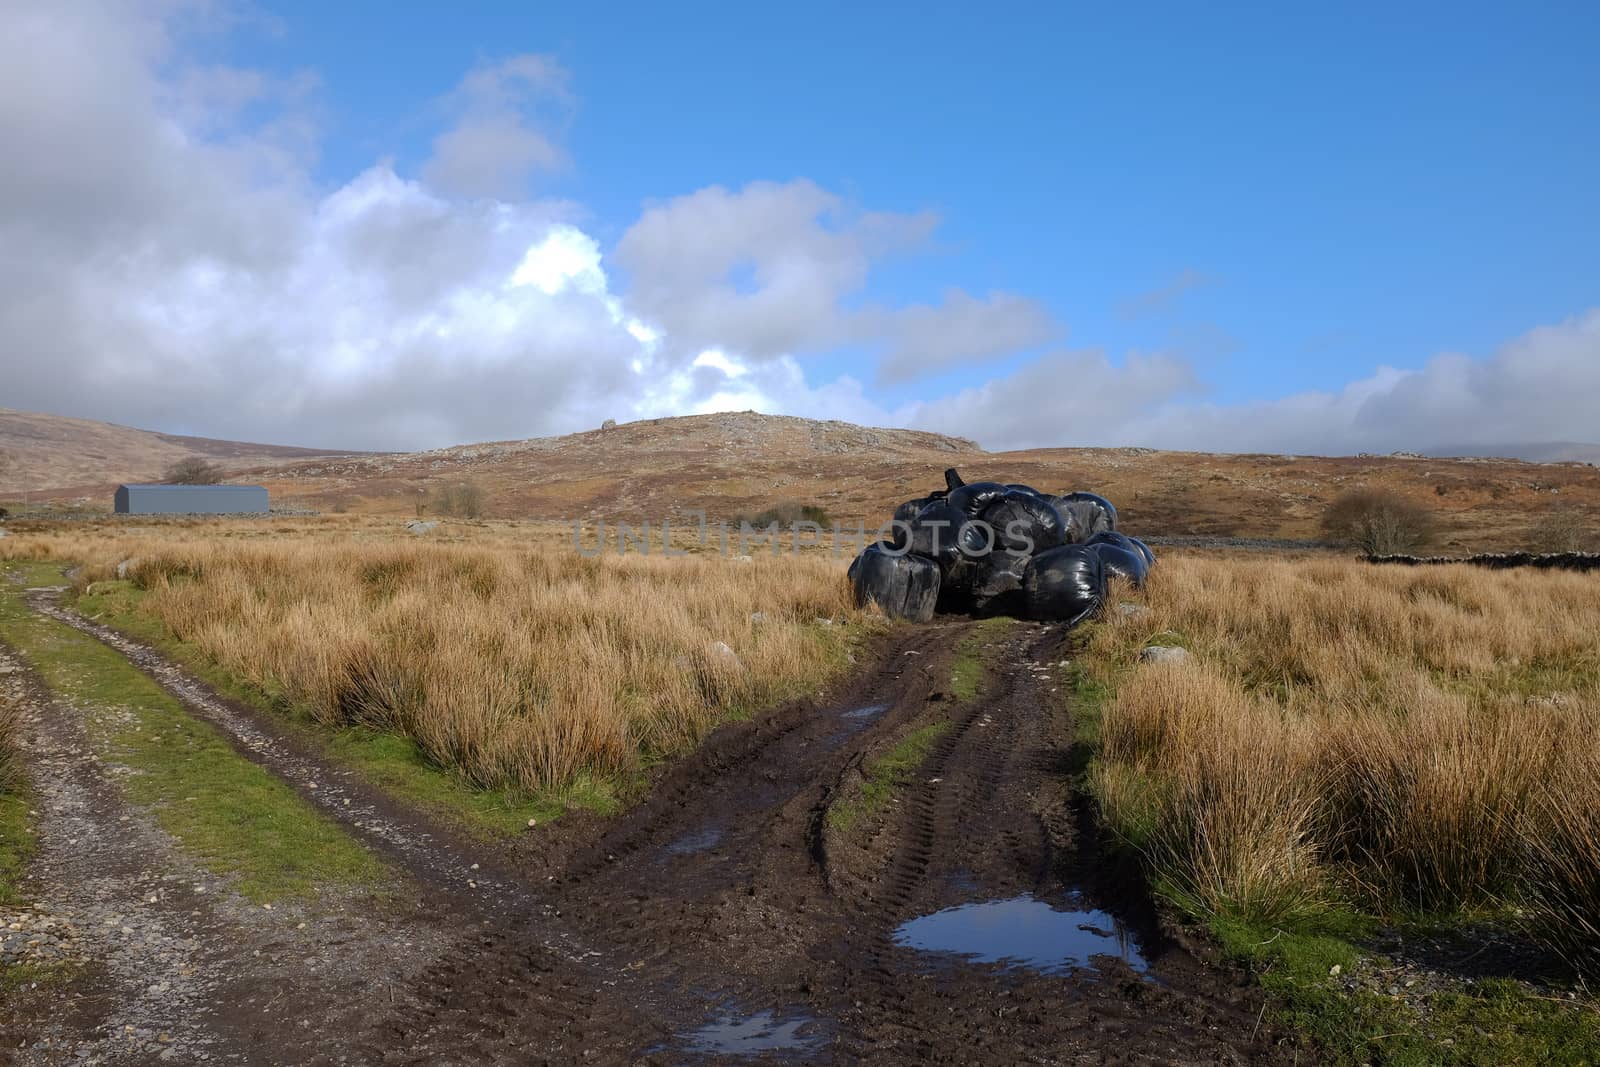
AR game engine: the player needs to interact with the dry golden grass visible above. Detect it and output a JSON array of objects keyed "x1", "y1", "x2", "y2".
[
  {"x1": 1087, "y1": 554, "x2": 1600, "y2": 961},
  {"x1": 1, "y1": 518, "x2": 863, "y2": 794}
]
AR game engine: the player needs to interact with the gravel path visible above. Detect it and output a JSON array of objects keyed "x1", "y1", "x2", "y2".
[{"x1": 0, "y1": 623, "x2": 453, "y2": 1066}]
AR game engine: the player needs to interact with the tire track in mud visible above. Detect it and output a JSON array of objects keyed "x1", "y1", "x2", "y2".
[
  {"x1": 823, "y1": 627, "x2": 1275, "y2": 1065},
  {"x1": 19, "y1": 588, "x2": 1280, "y2": 1064},
  {"x1": 360, "y1": 623, "x2": 969, "y2": 1065}
]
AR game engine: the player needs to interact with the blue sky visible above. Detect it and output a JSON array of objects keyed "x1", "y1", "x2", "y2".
[{"x1": 3, "y1": 1, "x2": 1597, "y2": 453}]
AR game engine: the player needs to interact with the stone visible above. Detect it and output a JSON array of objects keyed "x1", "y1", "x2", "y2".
[
  {"x1": 708, "y1": 641, "x2": 745, "y2": 671},
  {"x1": 404, "y1": 520, "x2": 438, "y2": 535},
  {"x1": 1139, "y1": 645, "x2": 1192, "y2": 665}
]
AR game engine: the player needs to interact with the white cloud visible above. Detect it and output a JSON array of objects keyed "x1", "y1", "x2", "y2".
[
  {"x1": 912, "y1": 312, "x2": 1600, "y2": 455},
  {"x1": 614, "y1": 179, "x2": 938, "y2": 362},
  {"x1": 908, "y1": 351, "x2": 1201, "y2": 451},
  {"x1": 1, "y1": 1, "x2": 1595, "y2": 462},
  {"x1": 421, "y1": 55, "x2": 571, "y2": 201},
  {"x1": 867, "y1": 290, "x2": 1058, "y2": 383}
]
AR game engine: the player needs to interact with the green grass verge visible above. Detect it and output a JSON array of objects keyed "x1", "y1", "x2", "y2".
[
  {"x1": 829, "y1": 619, "x2": 1015, "y2": 833},
  {"x1": 0, "y1": 788, "x2": 32, "y2": 906},
  {"x1": 1211, "y1": 917, "x2": 1600, "y2": 1065},
  {"x1": 72, "y1": 578, "x2": 623, "y2": 839},
  {"x1": 828, "y1": 720, "x2": 950, "y2": 834},
  {"x1": 0, "y1": 960, "x2": 73, "y2": 995},
  {"x1": 949, "y1": 616, "x2": 1013, "y2": 702},
  {"x1": 1, "y1": 562, "x2": 385, "y2": 902}
]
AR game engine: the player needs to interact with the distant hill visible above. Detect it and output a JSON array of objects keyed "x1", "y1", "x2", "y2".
[
  {"x1": 4, "y1": 408, "x2": 1596, "y2": 553},
  {"x1": 1425, "y1": 442, "x2": 1600, "y2": 465},
  {"x1": 0, "y1": 408, "x2": 371, "y2": 495}
]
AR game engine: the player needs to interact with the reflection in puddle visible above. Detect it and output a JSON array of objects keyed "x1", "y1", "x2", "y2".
[
  {"x1": 680, "y1": 1008, "x2": 828, "y2": 1057},
  {"x1": 824, "y1": 703, "x2": 891, "y2": 749},
  {"x1": 841, "y1": 703, "x2": 889, "y2": 722},
  {"x1": 664, "y1": 826, "x2": 724, "y2": 856},
  {"x1": 893, "y1": 894, "x2": 1148, "y2": 975}
]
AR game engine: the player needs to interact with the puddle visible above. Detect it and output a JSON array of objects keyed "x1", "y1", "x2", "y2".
[
  {"x1": 664, "y1": 825, "x2": 724, "y2": 856},
  {"x1": 892, "y1": 894, "x2": 1149, "y2": 976},
  {"x1": 823, "y1": 703, "x2": 892, "y2": 748},
  {"x1": 840, "y1": 703, "x2": 888, "y2": 722},
  {"x1": 678, "y1": 1008, "x2": 828, "y2": 1058}
]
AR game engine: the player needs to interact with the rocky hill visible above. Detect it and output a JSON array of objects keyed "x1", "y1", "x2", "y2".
[
  {"x1": 4, "y1": 408, "x2": 1597, "y2": 552},
  {"x1": 0, "y1": 408, "x2": 367, "y2": 496}
]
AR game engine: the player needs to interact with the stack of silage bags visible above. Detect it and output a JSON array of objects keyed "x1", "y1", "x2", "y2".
[{"x1": 849, "y1": 468, "x2": 1155, "y2": 625}]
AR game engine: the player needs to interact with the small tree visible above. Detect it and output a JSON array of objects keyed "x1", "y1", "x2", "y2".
[
  {"x1": 432, "y1": 481, "x2": 486, "y2": 519},
  {"x1": 1322, "y1": 489, "x2": 1436, "y2": 556},
  {"x1": 1540, "y1": 507, "x2": 1598, "y2": 553},
  {"x1": 163, "y1": 456, "x2": 225, "y2": 485}
]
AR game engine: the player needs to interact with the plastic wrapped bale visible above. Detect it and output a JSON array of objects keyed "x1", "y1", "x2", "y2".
[
  {"x1": 849, "y1": 543, "x2": 941, "y2": 623},
  {"x1": 936, "y1": 556, "x2": 982, "y2": 615},
  {"x1": 847, "y1": 541, "x2": 897, "y2": 585},
  {"x1": 1023, "y1": 545, "x2": 1107, "y2": 625},
  {"x1": 982, "y1": 490, "x2": 1071, "y2": 553},
  {"x1": 1005, "y1": 483, "x2": 1043, "y2": 495},
  {"x1": 969, "y1": 549, "x2": 1031, "y2": 617},
  {"x1": 947, "y1": 481, "x2": 1010, "y2": 519},
  {"x1": 1050, "y1": 492, "x2": 1118, "y2": 542},
  {"x1": 906, "y1": 501, "x2": 989, "y2": 566},
  {"x1": 892, "y1": 492, "x2": 946, "y2": 525},
  {"x1": 1086, "y1": 540, "x2": 1149, "y2": 587},
  {"x1": 1087, "y1": 530, "x2": 1155, "y2": 569}
]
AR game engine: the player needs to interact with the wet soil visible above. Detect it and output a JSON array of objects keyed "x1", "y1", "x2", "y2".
[{"x1": 5, "y1": 597, "x2": 1282, "y2": 1065}]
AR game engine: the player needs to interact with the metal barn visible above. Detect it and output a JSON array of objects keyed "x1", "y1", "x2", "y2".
[{"x1": 113, "y1": 484, "x2": 269, "y2": 515}]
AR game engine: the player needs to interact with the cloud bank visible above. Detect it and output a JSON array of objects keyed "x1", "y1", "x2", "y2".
[{"x1": 0, "y1": 1, "x2": 1594, "y2": 456}]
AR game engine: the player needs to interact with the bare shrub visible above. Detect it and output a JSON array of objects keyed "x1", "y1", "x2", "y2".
[
  {"x1": 162, "y1": 456, "x2": 225, "y2": 485},
  {"x1": 1539, "y1": 507, "x2": 1599, "y2": 553},
  {"x1": 1322, "y1": 488, "x2": 1436, "y2": 555},
  {"x1": 431, "y1": 481, "x2": 486, "y2": 519},
  {"x1": 735, "y1": 502, "x2": 832, "y2": 529}
]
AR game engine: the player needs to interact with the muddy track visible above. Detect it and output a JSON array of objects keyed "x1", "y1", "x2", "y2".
[
  {"x1": 358, "y1": 622, "x2": 966, "y2": 1065},
  {"x1": 363, "y1": 621, "x2": 1282, "y2": 1064},
  {"x1": 823, "y1": 627, "x2": 1270, "y2": 1065},
  {"x1": 11, "y1": 594, "x2": 1283, "y2": 1064}
]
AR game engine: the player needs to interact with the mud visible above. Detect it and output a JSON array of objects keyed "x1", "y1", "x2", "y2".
[
  {"x1": 363, "y1": 622, "x2": 1281, "y2": 1064},
  {"x1": 6, "y1": 595, "x2": 1284, "y2": 1064}
]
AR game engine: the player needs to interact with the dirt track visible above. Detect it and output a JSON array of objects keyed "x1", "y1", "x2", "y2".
[{"x1": 4, "y1": 600, "x2": 1280, "y2": 1065}]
